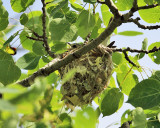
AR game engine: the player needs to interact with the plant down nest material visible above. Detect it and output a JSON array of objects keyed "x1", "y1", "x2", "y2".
[{"x1": 59, "y1": 44, "x2": 113, "y2": 106}]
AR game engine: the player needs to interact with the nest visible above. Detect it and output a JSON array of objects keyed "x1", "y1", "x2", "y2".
[{"x1": 59, "y1": 44, "x2": 113, "y2": 106}]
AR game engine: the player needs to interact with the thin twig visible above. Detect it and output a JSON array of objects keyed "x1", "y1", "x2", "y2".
[
  {"x1": 111, "y1": 46, "x2": 160, "y2": 54},
  {"x1": 138, "y1": 4, "x2": 159, "y2": 10},
  {"x1": 26, "y1": 36, "x2": 44, "y2": 41},
  {"x1": 123, "y1": 51, "x2": 139, "y2": 67},
  {"x1": 41, "y1": 0, "x2": 55, "y2": 58},
  {"x1": 97, "y1": 0, "x2": 105, "y2": 4},
  {"x1": 127, "y1": 17, "x2": 160, "y2": 30}
]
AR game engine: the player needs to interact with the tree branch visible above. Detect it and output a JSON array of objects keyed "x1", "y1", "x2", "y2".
[
  {"x1": 138, "y1": 4, "x2": 159, "y2": 10},
  {"x1": 123, "y1": 0, "x2": 159, "y2": 20},
  {"x1": 112, "y1": 46, "x2": 160, "y2": 54},
  {"x1": 105, "y1": 0, "x2": 122, "y2": 17},
  {"x1": 123, "y1": 51, "x2": 139, "y2": 67},
  {"x1": 17, "y1": 0, "x2": 160, "y2": 87},
  {"x1": 127, "y1": 17, "x2": 160, "y2": 30},
  {"x1": 97, "y1": 0, "x2": 105, "y2": 4},
  {"x1": 26, "y1": 36, "x2": 44, "y2": 41},
  {"x1": 41, "y1": 0, "x2": 55, "y2": 58},
  {"x1": 17, "y1": 17, "x2": 123, "y2": 87}
]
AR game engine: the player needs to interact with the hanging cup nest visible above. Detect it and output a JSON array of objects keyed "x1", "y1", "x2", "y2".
[{"x1": 59, "y1": 44, "x2": 113, "y2": 106}]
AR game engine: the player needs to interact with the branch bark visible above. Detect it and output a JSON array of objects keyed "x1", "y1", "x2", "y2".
[
  {"x1": 127, "y1": 17, "x2": 160, "y2": 30},
  {"x1": 41, "y1": 0, "x2": 55, "y2": 58}
]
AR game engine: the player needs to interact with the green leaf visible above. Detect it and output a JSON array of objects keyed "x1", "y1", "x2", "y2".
[
  {"x1": 118, "y1": 31, "x2": 143, "y2": 36},
  {"x1": 47, "y1": 0, "x2": 68, "y2": 17},
  {"x1": 75, "y1": 10, "x2": 96, "y2": 38},
  {"x1": 156, "y1": 0, "x2": 160, "y2": 4},
  {"x1": 90, "y1": 13, "x2": 102, "y2": 39},
  {"x1": 116, "y1": 64, "x2": 137, "y2": 95},
  {"x1": 132, "y1": 107, "x2": 147, "y2": 128},
  {"x1": 136, "y1": 38, "x2": 148, "y2": 59},
  {"x1": 108, "y1": 76, "x2": 116, "y2": 88},
  {"x1": 0, "y1": 3, "x2": 9, "y2": 31},
  {"x1": 101, "y1": 5, "x2": 113, "y2": 27},
  {"x1": 150, "y1": 70, "x2": 160, "y2": 81},
  {"x1": 9, "y1": 78, "x2": 47, "y2": 104},
  {"x1": 20, "y1": 30, "x2": 35, "y2": 51},
  {"x1": 10, "y1": 0, "x2": 35, "y2": 13},
  {"x1": 99, "y1": 88, "x2": 123, "y2": 116},
  {"x1": 0, "y1": 87, "x2": 20, "y2": 94},
  {"x1": 139, "y1": 6, "x2": 160, "y2": 23},
  {"x1": 128, "y1": 79, "x2": 160, "y2": 109},
  {"x1": 71, "y1": 2, "x2": 84, "y2": 11},
  {"x1": 148, "y1": 42, "x2": 160, "y2": 64},
  {"x1": 24, "y1": 11, "x2": 43, "y2": 35},
  {"x1": 83, "y1": 0, "x2": 96, "y2": 4},
  {"x1": 0, "y1": 99, "x2": 16, "y2": 111},
  {"x1": 2, "y1": 114, "x2": 18, "y2": 128},
  {"x1": 20, "y1": 13, "x2": 28, "y2": 25},
  {"x1": 16, "y1": 52, "x2": 40, "y2": 70},
  {"x1": 112, "y1": 52, "x2": 123, "y2": 65},
  {"x1": 3, "y1": 31, "x2": 19, "y2": 48},
  {"x1": 49, "y1": 18, "x2": 78, "y2": 42},
  {"x1": 65, "y1": 11, "x2": 78, "y2": 24},
  {"x1": 113, "y1": 0, "x2": 134, "y2": 11},
  {"x1": 0, "y1": 50, "x2": 21, "y2": 85},
  {"x1": 147, "y1": 119, "x2": 160, "y2": 128},
  {"x1": 144, "y1": 106, "x2": 160, "y2": 118},
  {"x1": 73, "y1": 107, "x2": 97, "y2": 128},
  {"x1": 32, "y1": 41, "x2": 46, "y2": 56},
  {"x1": 121, "y1": 109, "x2": 132, "y2": 125},
  {"x1": 144, "y1": 0, "x2": 155, "y2": 5},
  {"x1": 0, "y1": 25, "x2": 16, "y2": 38}
]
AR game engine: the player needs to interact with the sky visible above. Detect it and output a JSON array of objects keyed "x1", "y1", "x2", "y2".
[{"x1": 1, "y1": 0, "x2": 160, "y2": 128}]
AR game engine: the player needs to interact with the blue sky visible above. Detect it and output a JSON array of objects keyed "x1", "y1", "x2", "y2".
[{"x1": 2, "y1": 0, "x2": 160, "y2": 127}]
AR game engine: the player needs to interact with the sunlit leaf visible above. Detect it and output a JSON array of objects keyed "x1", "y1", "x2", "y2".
[
  {"x1": 113, "y1": 0, "x2": 134, "y2": 11},
  {"x1": 148, "y1": 42, "x2": 160, "y2": 64},
  {"x1": 136, "y1": 38, "x2": 148, "y2": 59},
  {"x1": 116, "y1": 64, "x2": 137, "y2": 95},
  {"x1": 101, "y1": 5, "x2": 113, "y2": 27},
  {"x1": 118, "y1": 31, "x2": 143, "y2": 36},
  {"x1": 75, "y1": 10, "x2": 96, "y2": 38},
  {"x1": 73, "y1": 107, "x2": 97, "y2": 128},
  {"x1": 112, "y1": 52, "x2": 123, "y2": 65},
  {"x1": 139, "y1": 6, "x2": 160, "y2": 23},
  {"x1": 10, "y1": 0, "x2": 35, "y2": 12}
]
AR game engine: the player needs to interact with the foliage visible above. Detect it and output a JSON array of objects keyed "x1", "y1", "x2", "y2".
[{"x1": 0, "y1": 0, "x2": 160, "y2": 128}]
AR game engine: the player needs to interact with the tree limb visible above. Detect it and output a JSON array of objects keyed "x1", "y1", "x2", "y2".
[
  {"x1": 17, "y1": 17, "x2": 123, "y2": 87},
  {"x1": 105, "y1": 0, "x2": 122, "y2": 17},
  {"x1": 17, "y1": 0, "x2": 160, "y2": 87},
  {"x1": 41, "y1": 0, "x2": 55, "y2": 58},
  {"x1": 127, "y1": 17, "x2": 160, "y2": 30},
  {"x1": 123, "y1": 51, "x2": 139, "y2": 67},
  {"x1": 111, "y1": 46, "x2": 160, "y2": 54}
]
